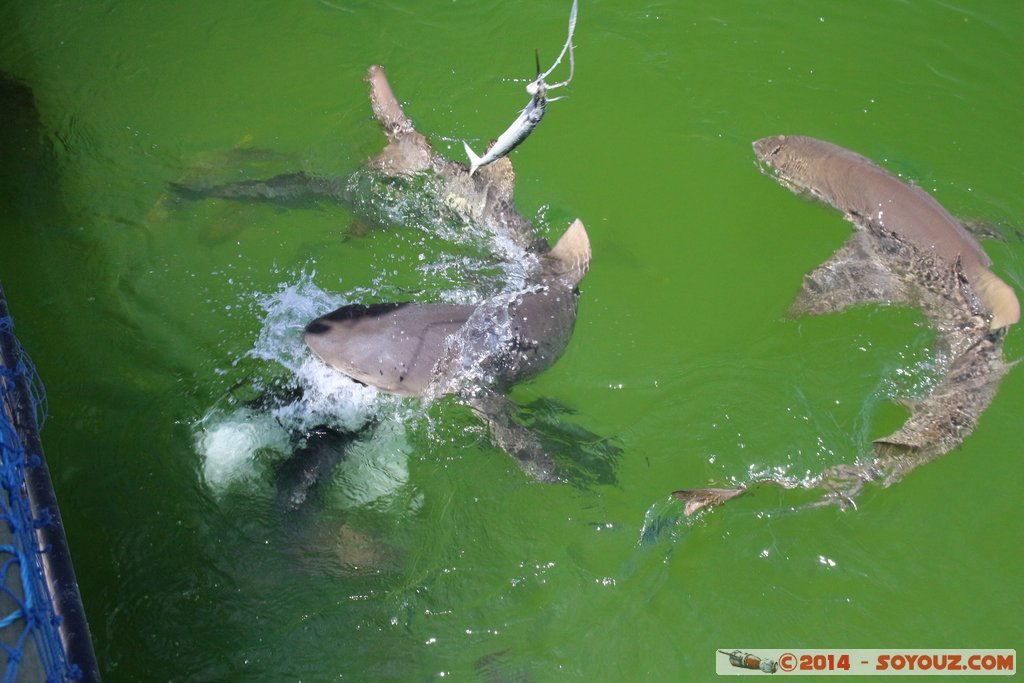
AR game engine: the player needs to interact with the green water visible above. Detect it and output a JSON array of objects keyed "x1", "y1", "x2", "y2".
[{"x1": 2, "y1": 1, "x2": 1023, "y2": 680}]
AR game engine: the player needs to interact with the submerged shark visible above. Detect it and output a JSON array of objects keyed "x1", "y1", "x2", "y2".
[
  {"x1": 177, "y1": 66, "x2": 546, "y2": 257},
  {"x1": 180, "y1": 65, "x2": 606, "y2": 484},
  {"x1": 675, "y1": 135, "x2": 1019, "y2": 514}
]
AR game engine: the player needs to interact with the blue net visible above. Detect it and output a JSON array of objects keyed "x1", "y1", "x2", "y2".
[{"x1": 0, "y1": 305, "x2": 96, "y2": 682}]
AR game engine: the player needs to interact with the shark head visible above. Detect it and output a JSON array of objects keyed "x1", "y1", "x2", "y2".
[
  {"x1": 753, "y1": 135, "x2": 852, "y2": 203},
  {"x1": 304, "y1": 218, "x2": 592, "y2": 401},
  {"x1": 753, "y1": 135, "x2": 800, "y2": 177}
]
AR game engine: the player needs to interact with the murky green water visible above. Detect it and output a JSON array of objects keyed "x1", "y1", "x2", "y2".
[{"x1": 2, "y1": 1, "x2": 1023, "y2": 680}]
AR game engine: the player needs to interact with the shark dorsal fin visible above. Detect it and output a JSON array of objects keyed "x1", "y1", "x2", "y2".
[{"x1": 543, "y1": 218, "x2": 591, "y2": 285}]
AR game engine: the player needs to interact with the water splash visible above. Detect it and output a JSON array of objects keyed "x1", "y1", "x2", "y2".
[
  {"x1": 192, "y1": 161, "x2": 556, "y2": 494},
  {"x1": 196, "y1": 407, "x2": 291, "y2": 489},
  {"x1": 196, "y1": 272, "x2": 395, "y2": 493},
  {"x1": 246, "y1": 272, "x2": 341, "y2": 374}
]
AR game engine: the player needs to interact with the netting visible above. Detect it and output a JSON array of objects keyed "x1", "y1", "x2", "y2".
[{"x1": 0, "y1": 286, "x2": 99, "y2": 682}]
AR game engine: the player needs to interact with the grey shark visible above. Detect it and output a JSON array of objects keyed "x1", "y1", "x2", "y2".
[
  {"x1": 179, "y1": 65, "x2": 603, "y2": 483},
  {"x1": 303, "y1": 218, "x2": 590, "y2": 482},
  {"x1": 304, "y1": 218, "x2": 589, "y2": 399},
  {"x1": 676, "y1": 135, "x2": 1019, "y2": 514}
]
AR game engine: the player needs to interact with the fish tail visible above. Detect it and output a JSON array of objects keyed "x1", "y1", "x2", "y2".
[{"x1": 463, "y1": 141, "x2": 483, "y2": 176}]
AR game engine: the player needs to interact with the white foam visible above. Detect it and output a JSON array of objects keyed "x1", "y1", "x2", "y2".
[
  {"x1": 197, "y1": 408, "x2": 290, "y2": 489},
  {"x1": 197, "y1": 271, "x2": 397, "y2": 493},
  {"x1": 272, "y1": 354, "x2": 384, "y2": 433},
  {"x1": 248, "y1": 272, "x2": 340, "y2": 374}
]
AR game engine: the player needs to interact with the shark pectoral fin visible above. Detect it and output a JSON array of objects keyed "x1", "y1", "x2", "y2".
[
  {"x1": 670, "y1": 487, "x2": 746, "y2": 517},
  {"x1": 893, "y1": 396, "x2": 922, "y2": 412},
  {"x1": 366, "y1": 65, "x2": 417, "y2": 143},
  {"x1": 790, "y1": 231, "x2": 910, "y2": 317},
  {"x1": 304, "y1": 301, "x2": 475, "y2": 396},
  {"x1": 466, "y1": 390, "x2": 564, "y2": 483},
  {"x1": 971, "y1": 268, "x2": 1020, "y2": 330},
  {"x1": 366, "y1": 65, "x2": 432, "y2": 175},
  {"x1": 873, "y1": 433, "x2": 924, "y2": 454},
  {"x1": 869, "y1": 438, "x2": 933, "y2": 488}
]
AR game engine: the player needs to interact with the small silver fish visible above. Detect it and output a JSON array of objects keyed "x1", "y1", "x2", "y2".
[{"x1": 464, "y1": 0, "x2": 578, "y2": 176}]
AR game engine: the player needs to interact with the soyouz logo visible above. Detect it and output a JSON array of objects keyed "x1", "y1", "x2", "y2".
[
  {"x1": 719, "y1": 651, "x2": 777, "y2": 674},
  {"x1": 716, "y1": 649, "x2": 1015, "y2": 676}
]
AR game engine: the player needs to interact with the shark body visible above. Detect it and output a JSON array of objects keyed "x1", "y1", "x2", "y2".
[
  {"x1": 676, "y1": 135, "x2": 1019, "y2": 514},
  {"x1": 304, "y1": 218, "x2": 589, "y2": 400}
]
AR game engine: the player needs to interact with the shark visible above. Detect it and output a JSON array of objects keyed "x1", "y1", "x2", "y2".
[
  {"x1": 303, "y1": 217, "x2": 591, "y2": 482},
  {"x1": 674, "y1": 135, "x2": 1019, "y2": 515},
  {"x1": 178, "y1": 65, "x2": 604, "y2": 484},
  {"x1": 304, "y1": 218, "x2": 589, "y2": 400},
  {"x1": 175, "y1": 66, "x2": 546, "y2": 257}
]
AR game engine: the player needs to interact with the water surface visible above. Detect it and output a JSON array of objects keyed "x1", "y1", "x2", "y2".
[{"x1": 2, "y1": 1, "x2": 1022, "y2": 680}]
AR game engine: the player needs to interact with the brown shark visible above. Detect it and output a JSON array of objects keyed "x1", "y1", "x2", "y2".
[
  {"x1": 675, "y1": 135, "x2": 1019, "y2": 514},
  {"x1": 753, "y1": 135, "x2": 1019, "y2": 329}
]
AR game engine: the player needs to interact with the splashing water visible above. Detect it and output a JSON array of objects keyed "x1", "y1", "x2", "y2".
[
  {"x1": 196, "y1": 273, "x2": 397, "y2": 492},
  {"x1": 196, "y1": 407, "x2": 292, "y2": 489},
  {"x1": 247, "y1": 271, "x2": 340, "y2": 374},
  {"x1": 344, "y1": 168, "x2": 542, "y2": 301}
]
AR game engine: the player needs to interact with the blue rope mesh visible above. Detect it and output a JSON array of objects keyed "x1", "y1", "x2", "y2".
[{"x1": 0, "y1": 313, "x2": 82, "y2": 682}]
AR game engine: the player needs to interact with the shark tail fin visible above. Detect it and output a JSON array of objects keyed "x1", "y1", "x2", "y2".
[
  {"x1": 545, "y1": 219, "x2": 591, "y2": 285},
  {"x1": 367, "y1": 65, "x2": 415, "y2": 143},
  {"x1": 366, "y1": 65, "x2": 432, "y2": 175},
  {"x1": 972, "y1": 268, "x2": 1020, "y2": 330},
  {"x1": 671, "y1": 487, "x2": 746, "y2": 517},
  {"x1": 463, "y1": 141, "x2": 483, "y2": 176}
]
